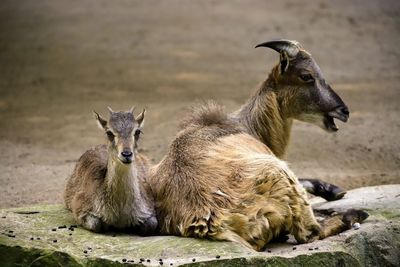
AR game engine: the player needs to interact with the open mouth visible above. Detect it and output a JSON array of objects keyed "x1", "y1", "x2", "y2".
[{"x1": 324, "y1": 107, "x2": 349, "y2": 132}]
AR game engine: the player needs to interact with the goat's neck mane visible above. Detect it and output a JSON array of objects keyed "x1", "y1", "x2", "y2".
[{"x1": 233, "y1": 66, "x2": 292, "y2": 158}]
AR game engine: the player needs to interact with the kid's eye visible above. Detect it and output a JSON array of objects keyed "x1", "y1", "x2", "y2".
[
  {"x1": 134, "y1": 129, "x2": 142, "y2": 138},
  {"x1": 106, "y1": 131, "x2": 115, "y2": 141}
]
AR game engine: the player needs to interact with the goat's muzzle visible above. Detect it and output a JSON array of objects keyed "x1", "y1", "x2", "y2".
[
  {"x1": 324, "y1": 106, "x2": 350, "y2": 132},
  {"x1": 120, "y1": 151, "x2": 133, "y2": 164}
]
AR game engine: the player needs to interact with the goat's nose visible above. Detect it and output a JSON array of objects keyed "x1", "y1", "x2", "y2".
[
  {"x1": 121, "y1": 151, "x2": 133, "y2": 158},
  {"x1": 340, "y1": 106, "x2": 350, "y2": 116}
]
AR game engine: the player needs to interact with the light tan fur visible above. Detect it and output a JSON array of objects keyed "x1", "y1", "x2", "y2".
[{"x1": 149, "y1": 103, "x2": 321, "y2": 251}]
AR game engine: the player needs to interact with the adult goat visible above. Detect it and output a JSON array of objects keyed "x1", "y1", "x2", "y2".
[{"x1": 148, "y1": 40, "x2": 367, "y2": 250}]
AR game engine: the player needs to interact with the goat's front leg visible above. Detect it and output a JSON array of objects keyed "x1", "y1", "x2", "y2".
[
  {"x1": 292, "y1": 204, "x2": 322, "y2": 244},
  {"x1": 299, "y1": 178, "x2": 346, "y2": 201},
  {"x1": 318, "y1": 209, "x2": 369, "y2": 239},
  {"x1": 78, "y1": 213, "x2": 108, "y2": 233}
]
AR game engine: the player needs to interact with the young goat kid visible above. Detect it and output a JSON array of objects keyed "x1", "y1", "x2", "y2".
[{"x1": 65, "y1": 107, "x2": 157, "y2": 234}]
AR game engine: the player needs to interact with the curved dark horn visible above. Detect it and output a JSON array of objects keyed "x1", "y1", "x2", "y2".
[{"x1": 255, "y1": 39, "x2": 300, "y2": 57}]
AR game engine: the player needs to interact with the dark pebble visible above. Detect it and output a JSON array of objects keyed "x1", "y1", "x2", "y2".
[
  {"x1": 128, "y1": 260, "x2": 134, "y2": 263},
  {"x1": 1, "y1": 216, "x2": 6, "y2": 219},
  {"x1": 292, "y1": 247, "x2": 297, "y2": 250},
  {"x1": 87, "y1": 247, "x2": 92, "y2": 250},
  {"x1": 192, "y1": 258, "x2": 196, "y2": 262},
  {"x1": 160, "y1": 262, "x2": 164, "y2": 265},
  {"x1": 308, "y1": 248, "x2": 313, "y2": 251},
  {"x1": 58, "y1": 225, "x2": 67, "y2": 229},
  {"x1": 159, "y1": 258, "x2": 163, "y2": 261},
  {"x1": 216, "y1": 255, "x2": 221, "y2": 259},
  {"x1": 8, "y1": 234, "x2": 15, "y2": 238},
  {"x1": 70, "y1": 224, "x2": 78, "y2": 228},
  {"x1": 51, "y1": 228, "x2": 57, "y2": 231},
  {"x1": 30, "y1": 237, "x2": 34, "y2": 240},
  {"x1": 68, "y1": 227, "x2": 74, "y2": 231},
  {"x1": 170, "y1": 264, "x2": 173, "y2": 266},
  {"x1": 53, "y1": 239, "x2": 57, "y2": 243},
  {"x1": 122, "y1": 258, "x2": 127, "y2": 262},
  {"x1": 147, "y1": 259, "x2": 151, "y2": 262},
  {"x1": 84, "y1": 250, "x2": 88, "y2": 254},
  {"x1": 8, "y1": 230, "x2": 13, "y2": 233},
  {"x1": 36, "y1": 237, "x2": 41, "y2": 240},
  {"x1": 140, "y1": 258, "x2": 145, "y2": 262},
  {"x1": 69, "y1": 233, "x2": 72, "y2": 236},
  {"x1": 267, "y1": 250, "x2": 272, "y2": 253},
  {"x1": 314, "y1": 247, "x2": 319, "y2": 250}
]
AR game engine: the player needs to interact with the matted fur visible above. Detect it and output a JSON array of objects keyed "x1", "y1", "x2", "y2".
[
  {"x1": 149, "y1": 102, "x2": 320, "y2": 250},
  {"x1": 179, "y1": 101, "x2": 233, "y2": 130}
]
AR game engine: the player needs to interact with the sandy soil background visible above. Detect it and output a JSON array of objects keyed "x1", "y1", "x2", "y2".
[{"x1": 0, "y1": 0, "x2": 399, "y2": 208}]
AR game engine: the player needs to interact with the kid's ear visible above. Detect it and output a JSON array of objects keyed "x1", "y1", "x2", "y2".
[
  {"x1": 93, "y1": 111, "x2": 107, "y2": 130},
  {"x1": 136, "y1": 108, "x2": 146, "y2": 128}
]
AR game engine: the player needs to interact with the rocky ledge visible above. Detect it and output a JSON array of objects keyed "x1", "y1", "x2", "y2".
[{"x1": 1, "y1": 185, "x2": 399, "y2": 267}]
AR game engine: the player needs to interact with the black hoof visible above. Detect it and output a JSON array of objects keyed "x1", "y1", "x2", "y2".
[
  {"x1": 300, "y1": 178, "x2": 347, "y2": 201},
  {"x1": 342, "y1": 209, "x2": 369, "y2": 228},
  {"x1": 325, "y1": 187, "x2": 347, "y2": 201}
]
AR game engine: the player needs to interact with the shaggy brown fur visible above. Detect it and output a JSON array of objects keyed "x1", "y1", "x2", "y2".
[
  {"x1": 148, "y1": 102, "x2": 366, "y2": 251},
  {"x1": 65, "y1": 108, "x2": 157, "y2": 234}
]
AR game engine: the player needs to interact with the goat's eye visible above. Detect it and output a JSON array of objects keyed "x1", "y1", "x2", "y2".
[
  {"x1": 134, "y1": 129, "x2": 142, "y2": 138},
  {"x1": 299, "y1": 74, "x2": 314, "y2": 82},
  {"x1": 106, "y1": 131, "x2": 115, "y2": 141}
]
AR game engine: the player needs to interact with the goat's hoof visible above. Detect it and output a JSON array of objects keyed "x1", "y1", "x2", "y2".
[
  {"x1": 137, "y1": 216, "x2": 158, "y2": 235},
  {"x1": 328, "y1": 188, "x2": 347, "y2": 201},
  {"x1": 342, "y1": 209, "x2": 369, "y2": 228},
  {"x1": 315, "y1": 181, "x2": 347, "y2": 201},
  {"x1": 271, "y1": 231, "x2": 289, "y2": 243}
]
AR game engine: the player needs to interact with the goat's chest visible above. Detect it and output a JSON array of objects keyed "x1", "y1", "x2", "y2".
[{"x1": 96, "y1": 193, "x2": 141, "y2": 228}]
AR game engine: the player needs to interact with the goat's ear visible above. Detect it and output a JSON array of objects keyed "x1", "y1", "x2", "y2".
[
  {"x1": 279, "y1": 51, "x2": 290, "y2": 74},
  {"x1": 129, "y1": 106, "x2": 136, "y2": 114},
  {"x1": 136, "y1": 108, "x2": 146, "y2": 128},
  {"x1": 93, "y1": 111, "x2": 107, "y2": 130}
]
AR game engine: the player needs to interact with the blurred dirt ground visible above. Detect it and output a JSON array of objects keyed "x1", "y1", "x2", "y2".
[{"x1": 0, "y1": 0, "x2": 399, "y2": 207}]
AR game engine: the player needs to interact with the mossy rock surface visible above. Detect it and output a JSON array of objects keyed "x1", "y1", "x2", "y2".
[{"x1": 1, "y1": 185, "x2": 399, "y2": 266}]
